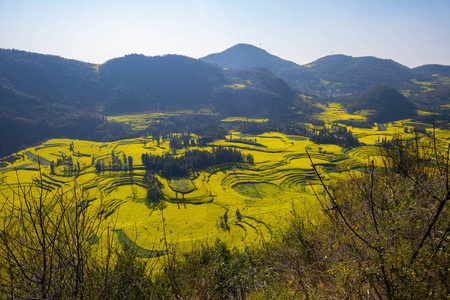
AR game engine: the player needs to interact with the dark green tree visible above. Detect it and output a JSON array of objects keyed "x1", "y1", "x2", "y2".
[
  {"x1": 128, "y1": 155, "x2": 133, "y2": 170},
  {"x1": 144, "y1": 172, "x2": 164, "y2": 203},
  {"x1": 95, "y1": 161, "x2": 102, "y2": 173},
  {"x1": 236, "y1": 208, "x2": 243, "y2": 222}
]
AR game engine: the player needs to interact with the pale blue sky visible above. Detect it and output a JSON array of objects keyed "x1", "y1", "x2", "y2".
[{"x1": 0, "y1": 0, "x2": 449, "y2": 67}]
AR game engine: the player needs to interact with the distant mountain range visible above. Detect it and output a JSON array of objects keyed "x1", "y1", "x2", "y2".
[
  {"x1": 0, "y1": 49, "x2": 304, "y2": 118},
  {"x1": 201, "y1": 43, "x2": 450, "y2": 97},
  {"x1": 0, "y1": 48, "x2": 306, "y2": 156},
  {"x1": 1, "y1": 44, "x2": 450, "y2": 157}
]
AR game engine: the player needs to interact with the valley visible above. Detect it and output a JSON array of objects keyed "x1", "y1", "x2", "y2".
[
  {"x1": 0, "y1": 106, "x2": 436, "y2": 256},
  {"x1": 1, "y1": 43, "x2": 449, "y2": 298}
]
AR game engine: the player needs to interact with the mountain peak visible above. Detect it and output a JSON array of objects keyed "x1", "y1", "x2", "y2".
[
  {"x1": 200, "y1": 43, "x2": 298, "y2": 71},
  {"x1": 225, "y1": 43, "x2": 268, "y2": 53}
]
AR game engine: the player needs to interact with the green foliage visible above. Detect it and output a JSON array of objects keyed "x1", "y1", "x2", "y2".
[
  {"x1": 152, "y1": 239, "x2": 262, "y2": 299},
  {"x1": 411, "y1": 85, "x2": 450, "y2": 112},
  {"x1": 303, "y1": 134, "x2": 450, "y2": 298},
  {"x1": 143, "y1": 172, "x2": 164, "y2": 203},
  {"x1": 309, "y1": 123, "x2": 360, "y2": 147},
  {"x1": 142, "y1": 147, "x2": 247, "y2": 178}
]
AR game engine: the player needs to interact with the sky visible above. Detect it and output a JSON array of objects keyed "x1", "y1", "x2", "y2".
[{"x1": 0, "y1": 0, "x2": 449, "y2": 68}]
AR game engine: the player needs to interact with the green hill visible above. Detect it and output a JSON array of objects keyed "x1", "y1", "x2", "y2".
[
  {"x1": 0, "y1": 48, "x2": 309, "y2": 157},
  {"x1": 99, "y1": 54, "x2": 226, "y2": 114},
  {"x1": 306, "y1": 55, "x2": 414, "y2": 94},
  {"x1": 212, "y1": 67, "x2": 301, "y2": 117},
  {"x1": 1, "y1": 45, "x2": 449, "y2": 157},
  {"x1": 345, "y1": 85, "x2": 416, "y2": 123},
  {"x1": 201, "y1": 43, "x2": 302, "y2": 73},
  {"x1": 201, "y1": 44, "x2": 417, "y2": 94},
  {"x1": 201, "y1": 44, "x2": 450, "y2": 98},
  {"x1": 201, "y1": 44, "x2": 318, "y2": 93},
  {"x1": 412, "y1": 64, "x2": 450, "y2": 78}
]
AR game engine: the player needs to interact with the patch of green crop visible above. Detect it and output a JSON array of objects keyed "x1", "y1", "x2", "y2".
[
  {"x1": 286, "y1": 135, "x2": 308, "y2": 141},
  {"x1": 113, "y1": 229, "x2": 168, "y2": 258},
  {"x1": 233, "y1": 182, "x2": 282, "y2": 199},
  {"x1": 169, "y1": 178, "x2": 196, "y2": 193}
]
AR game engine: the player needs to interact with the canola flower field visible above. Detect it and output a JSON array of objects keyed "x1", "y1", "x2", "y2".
[{"x1": 0, "y1": 104, "x2": 441, "y2": 259}]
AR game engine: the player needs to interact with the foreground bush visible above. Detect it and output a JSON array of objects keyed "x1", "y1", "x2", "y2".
[
  {"x1": 0, "y1": 171, "x2": 156, "y2": 299},
  {"x1": 266, "y1": 134, "x2": 450, "y2": 299},
  {"x1": 1, "y1": 133, "x2": 448, "y2": 299}
]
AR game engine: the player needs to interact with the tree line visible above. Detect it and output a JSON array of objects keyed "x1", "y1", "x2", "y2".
[
  {"x1": 141, "y1": 147, "x2": 253, "y2": 178},
  {"x1": 239, "y1": 120, "x2": 360, "y2": 148},
  {"x1": 95, "y1": 151, "x2": 133, "y2": 172}
]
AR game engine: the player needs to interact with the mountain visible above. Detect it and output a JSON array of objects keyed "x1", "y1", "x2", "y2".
[
  {"x1": 412, "y1": 64, "x2": 450, "y2": 78},
  {"x1": 201, "y1": 43, "x2": 300, "y2": 72},
  {"x1": 202, "y1": 44, "x2": 417, "y2": 94},
  {"x1": 1, "y1": 45, "x2": 449, "y2": 157},
  {"x1": 305, "y1": 55, "x2": 414, "y2": 94},
  {"x1": 344, "y1": 85, "x2": 416, "y2": 123},
  {"x1": 201, "y1": 44, "x2": 450, "y2": 97},
  {"x1": 0, "y1": 48, "x2": 307, "y2": 157},
  {"x1": 211, "y1": 67, "x2": 301, "y2": 117},
  {"x1": 201, "y1": 44, "x2": 318, "y2": 93},
  {"x1": 0, "y1": 49, "x2": 303, "y2": 117},
  {"x1": 0, "y1": 49, "x2": 99, "y2": 108},
  {"x1": 99, "y1": 54, "x2": 226, "y2": 114}
]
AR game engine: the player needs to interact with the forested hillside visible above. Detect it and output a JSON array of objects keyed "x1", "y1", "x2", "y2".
[
  {"x1": 1, "y1": 45, "x2": 450, "y2": 157},
  {"x1": 0, "y1": 48, "x2": 309, "y2": 157},
  {"x1": 344, "y1": 84, "x2": 416, "y2": 123}
]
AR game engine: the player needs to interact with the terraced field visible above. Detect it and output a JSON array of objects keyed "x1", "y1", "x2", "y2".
[
  {"x1": 0, "y1": 106, "x2": 442, "y2": 260},
  {"x1": 107, "y1": 110, "x2": 216, "y2": 131}
]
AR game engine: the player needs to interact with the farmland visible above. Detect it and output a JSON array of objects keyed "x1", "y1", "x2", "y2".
[{"x1": 0, "y1": 105, "x2": 439, "y2": 258}]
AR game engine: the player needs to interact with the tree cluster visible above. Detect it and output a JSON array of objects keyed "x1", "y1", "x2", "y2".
[
  {"x1": 141, "y1": 147, "x2": 251, "y2": 178},
  {"x1": 95, "y1": 151, "x2": 133, "y2": 172},
  {"x1": 144, "y1": 115, "x2": 227, "y2": 147},
  {"x1": 143, "y1": 171, "x2": 164, "y2": 203},
  {"x1": 238, "y1": 119, "x2": 360, "y2": 148},
  {"x1": 0, "y1": 113, "x2": 135, "y2": 158},
  {"x1": 239, "y1": 120, "x2": 278, "y2": 135},
  {"x1": 309, "y1": 123, "x2": 360, "y2": 148}
]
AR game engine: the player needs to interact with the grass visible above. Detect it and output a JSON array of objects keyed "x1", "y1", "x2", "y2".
[
  {"x1": 169, "y1": 178, "x2": 197, "y2": 193},
  {"x1": 113, "y1": 229, "x2": 168, "y2": 258},
  {"x1": 221, "y1": 117, "x2": 269, "y2": 122},
  {"x1": 233, "y1": 182, "x2": 283, "y2": 199},
  {"x1": 108, "y1": 111, "x2": 217, "y2": 131}
]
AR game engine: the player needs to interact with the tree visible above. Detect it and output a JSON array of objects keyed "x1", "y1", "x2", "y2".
[
  {"x1": 0, "y1": 173, "x2": 103, "y2": 298},
  {"x1": 144, "y1": 172, "x2": 164, "y2": 203},
  {"x1": 128, "y1": 155, "x2": 133, "y2": 171},
  {"x1": 305, "y1": 133, "x2": 450, "y2": 299},
  {"x1": 0, "y1": 169, "x2": 160, "y2": 298},
  {"x1": 95, "y1": 160, "x2": 102, "y2": 172},
  {"x1": 236, "y1": 208, "x2": 243, "y2": 222}
]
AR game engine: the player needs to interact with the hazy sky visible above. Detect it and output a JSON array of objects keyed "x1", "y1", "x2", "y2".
[{"x1": 0, "y1": 0, "x2": 449, "y2": 68}]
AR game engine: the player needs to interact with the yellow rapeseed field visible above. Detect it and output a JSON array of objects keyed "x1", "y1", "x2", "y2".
[{"x1": 1, "y1": 107, "x2": 444, "y2": 260}]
